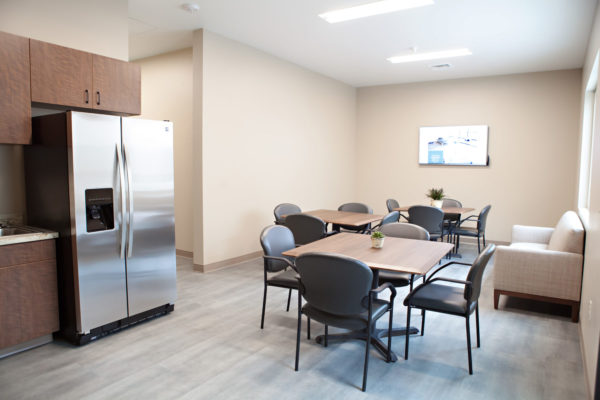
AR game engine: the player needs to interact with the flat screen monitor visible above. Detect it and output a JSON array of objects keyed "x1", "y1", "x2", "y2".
[{"x1": 419, "y1": 125, "x2": 489, "y2": 166}]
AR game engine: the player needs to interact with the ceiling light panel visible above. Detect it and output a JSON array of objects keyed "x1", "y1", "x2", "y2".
[
  {"x1": 387, "y1": 48, "x2": 472, "y2": 64},
  {"x1": 319, "y1": 0, "x2": 434, "y2": 23}
]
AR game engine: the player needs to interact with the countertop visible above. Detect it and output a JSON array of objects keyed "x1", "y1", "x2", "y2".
[{"x1": 0, "y1": 226, "x2": 59, "y2": 246}]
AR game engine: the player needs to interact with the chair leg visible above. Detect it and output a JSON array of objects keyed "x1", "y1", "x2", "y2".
[
  {"x1": 324, "y1": 325, "x2": 328, "y2": 347},
  {"x1": 295, "y1": 293, "x2": 302, "y2": 371},
  {"x1": 286, "y1": 288, "x2": 292, "y2": 312},
  {"x1": 493, "y1": 290, "x2": 500, "y2": 309},
  {"x1": 260, "y1": 284, "x2": 268, "y2": 329},
  {"x1": 405, "y1": 306, "x2": 412, "y2": 360},
  {"x1": 387, "y1": 303, "x2": 393, "y2": 363},
  {"x1": 483, "y1": 233, "x2": 486, "y2": 248},
  {"x1": 466, "y1": 315, "x2": 473, "y2": 375},
  {"x1": 475, "y1": 305, "x2": 481, "y2": 348},
  {"x1": 307, "y1": 317, "x2": 311, "y2": 340},
  {"x1": 477, "y1": 235, "x2": 481, "y2": 253},
  {"x1": 362, "y1": 322, "x2": 371, "y2": 392},
  {"x1": 421, "y1": 310, "x2": 426, "y2": 336}
]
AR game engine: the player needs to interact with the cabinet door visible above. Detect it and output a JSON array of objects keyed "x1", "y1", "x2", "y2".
[
  {"x1": 30, "y1": 39, "x2": 93, "y2": 108},
  {"x1": 93, "y1": 54, "x2": 141, "y2": 115},
  {"x1": 0, "y1": 31, "x2": 31, "y2": 144}
]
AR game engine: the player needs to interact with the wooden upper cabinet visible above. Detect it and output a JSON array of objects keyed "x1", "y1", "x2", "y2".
[
  {"x1": 30, "y1": 39, "x2": 93, "y2": 109},
  {"x1": 93, "y1": 54, "x2": 141, "y2": 115},
  {"x1": 0, "y1": 31, "x2": 31, "y2": 144}
]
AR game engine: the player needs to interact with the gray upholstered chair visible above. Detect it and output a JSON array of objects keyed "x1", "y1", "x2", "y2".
[
  {"x1": 386, "y1": 198, "x2": 400, "y2": 213},
  {"x1": 442, "y1": 198, "x2": 462, "y2": 238},
  {"x1": 334, "y1": 202, "x2": 373, "y2": 233},
  {"x1": 408, "y1": 205, "x2": 446, "y2": 241},
  {"x1": 294, "y1": 252, "x2": 396, "y2": 392},
  {"x1": 403, "y1": 244, "x2": 496, "y2": 374},
  {"x1": 377, "y1": 223, "x2": 430, "y2": 288},
  {"x1": 453, "y1": 205, "x2": 491, "y2": 253},
  {"x1": 284, "y1": 214, "x2": 328, "y2": 246},
  {"x1": 259, "y1": 225, "x2": 299, "y2": 329},
  {"x1": 273, "y1": 203, "x2": 301, "y2": 225}
]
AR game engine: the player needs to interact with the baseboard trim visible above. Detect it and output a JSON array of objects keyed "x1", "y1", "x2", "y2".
[
  {"x1": 194, "y1": 251, "x2": 262, "y2": 273},
  {"x1": 176, "y1": 249, "x2": 193, "y2": 258}
]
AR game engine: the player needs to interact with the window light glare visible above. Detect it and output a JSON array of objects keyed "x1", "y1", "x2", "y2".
[
  {"x1": 319, "y1": 0, "x2": 434, "y2": 23},
  {"x1": 387, "y1": 48, "x2": 472, "y2": 64}
]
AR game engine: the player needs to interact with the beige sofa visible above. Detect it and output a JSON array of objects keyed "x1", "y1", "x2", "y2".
[{"x1": 493, "y1": 211, "x2": 585, "y2": 322}]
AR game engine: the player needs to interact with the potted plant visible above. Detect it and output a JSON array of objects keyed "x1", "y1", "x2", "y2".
[
  {"x1": 371, "y1": 231, "x2": 385, "y2": 249},
  {"x1": 426, "y1": 188, "x2": 445, "y2": 208}
]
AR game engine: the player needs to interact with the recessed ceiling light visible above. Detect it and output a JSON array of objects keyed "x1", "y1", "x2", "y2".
[
  {"x1": 387, "y1": 48, "x2": 472, "y2": 64},
  {"x1": 181, "y1": 3, "x2": 200, "y2": 14},
  {"x1": 319, "y1": 0, "x2": 434, "y2": 23}
]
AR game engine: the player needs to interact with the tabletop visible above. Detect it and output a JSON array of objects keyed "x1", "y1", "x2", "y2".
[
  {"x1": 394, "y1": 206, "x2": 475, "y2": 214},
  {"x1": 282, "y1": 232, "x2": 454, "y2": 275},
  {"x1": 300, "y1": 209, "x2": 384, "y2": 227}
]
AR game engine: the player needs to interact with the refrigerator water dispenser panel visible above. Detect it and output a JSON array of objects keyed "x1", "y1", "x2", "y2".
[{"x1": 85, "y1": 188, "x2": 114, "y2": 232}]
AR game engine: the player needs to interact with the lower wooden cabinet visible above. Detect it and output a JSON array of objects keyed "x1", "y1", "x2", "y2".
[{"x1": 0, "y1": 240, "x2": 59, "y2": 350}]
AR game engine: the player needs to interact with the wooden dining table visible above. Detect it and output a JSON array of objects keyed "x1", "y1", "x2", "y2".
[
  {"x1": 298, "y1": 209, "x2": 384, "y2": 227},
  {"x1": 394, "y1": 205, "x2": 475, "y2": 215},
  {"x1": 283, "y1": 232, "x2": 454, "y2": 361}
]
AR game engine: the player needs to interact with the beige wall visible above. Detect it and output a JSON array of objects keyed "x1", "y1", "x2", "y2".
[
  {"x1": 195, "y1": 30, "x2": 357, "y2": 266},
  {"x1": 0, "y1": 0, "x2": 129, "y2": 222},
  {"x1": 356, "y1": 70, "x2": 582, "y2": 242},
  {"x1": 0, "y1": 0, "x2": 128, "y2": 60},
  {"x1": 134, "y1": 49, "x2": 194, "y2": 253},
  {"x1": 579, "y1": 3, "x2": 600, "y2": 396}
]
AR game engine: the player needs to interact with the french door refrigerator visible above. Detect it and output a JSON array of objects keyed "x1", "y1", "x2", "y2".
[{"x1": 25, "y1": 111, "x2": 176, "y2": 345}]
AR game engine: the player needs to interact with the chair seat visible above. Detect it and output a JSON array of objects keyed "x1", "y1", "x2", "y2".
[
  {"x1": 302, "y1": 299, "x2": 389, "y2": 331},
  {"x1": 378, "y1": 270, "x2": 411, "y2": 287},
  {"x1": 405, "y1": 283, "x2": 476, "y2": 315},
  {"x1": 267, "y1": 269, "x2": 299, "y2": 288},
  {"x1": 453, "y1": 226, "x2": 478, "y2": 237}
]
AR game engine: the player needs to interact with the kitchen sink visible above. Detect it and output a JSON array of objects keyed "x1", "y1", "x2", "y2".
[{"x1": 0, "y1": 227, "x2": 33, "y2": 236}]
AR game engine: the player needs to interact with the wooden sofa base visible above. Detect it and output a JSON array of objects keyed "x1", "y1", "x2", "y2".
[{"x1": 494, "y1": 289, "x2": 580, "y2": 323}]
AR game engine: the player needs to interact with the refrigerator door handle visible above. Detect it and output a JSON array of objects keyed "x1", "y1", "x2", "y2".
[
  {"x1": 116, "y1": 144, "x2": 127, "y2": 259},
  {"x1": 124, "y1": 143, "x2": 135, "y2": 258}
]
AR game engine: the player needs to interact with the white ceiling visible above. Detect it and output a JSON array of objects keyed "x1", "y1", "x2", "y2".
[{"x1": 128, "y1": 0, "x2": 598, "y2": 87}]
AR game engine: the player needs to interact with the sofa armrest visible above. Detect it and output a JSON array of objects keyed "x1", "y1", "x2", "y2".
[
  {"x1": 493, "y1": 245, "x2": 583, "y2": 301},
  {"x1": 512, "y1": 225, "x2": 554, "y2": 244}
]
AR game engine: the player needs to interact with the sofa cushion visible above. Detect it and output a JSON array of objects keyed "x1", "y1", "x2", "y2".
[
  {"x1": 547, "y1": 211, "x2": 584, "y2": 254},
  {"x1": 510, "y1": 242, "x2": 548, "y2": 251}
]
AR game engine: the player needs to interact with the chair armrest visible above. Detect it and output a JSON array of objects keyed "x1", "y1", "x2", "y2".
[
  {"x1": 512, "y1": 225, "x2": 554, "y2": 244},
  {"x1": 263, "y1": 255, "x2": 297, "y2": 271},
  {"x1": 493, "y1": 245, "x2": 583, "y2": 300},
  {"x1": 426, "y1": 261, "x2": 471, "y2": 282},
  {"x1": 428, "y1": 277, "x2": 470, "y2": 286},
  {"x1": 371, "y1": 282, "x2": 397, "y2": 302}
]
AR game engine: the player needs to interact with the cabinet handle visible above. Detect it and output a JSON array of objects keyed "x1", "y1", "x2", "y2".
[
  {"x1": 96, "y1": 91, "x2": 101, "y2": 106},
  {"x1": 84, "y1": 89, "x2": 89, "y2": 104}
]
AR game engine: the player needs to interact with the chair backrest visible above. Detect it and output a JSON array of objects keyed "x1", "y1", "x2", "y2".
[
  {"x1": 380, "y1": 222, "x2": 430, "y2": 240},
  {"x1": 465, "y1": 244, "x2": 496, "y2": 302},
  {"x1": 296, "y1": 252, "x2": 372, "y2": 315},
  {"x1": 273, "y1": 203, "x2": 301, "y2": 224},
  {"x1": 477, "y1": 205, "x2": 492, "y2": 232},
  {"x1": 260, "y1": 225, "x2": 296, "y2": 273},
  {"x1": 379, "y1": 211, "x2": 400, "y2": 227},
  {"x1": 442, "y1": 198, "x2": 462, "y2": 208},
  {"x1": 284, "y1": 214, "x2": 327, "y2": 246},
  {"x1": 338, "y1": 202, "x2": 373, "y2": 214},
  {"x1": 408, "y1": 205, "x2": 444, "y2": 235},
  {"x1": 386, "y1": 198, "x2": 400, "y2": 213}
]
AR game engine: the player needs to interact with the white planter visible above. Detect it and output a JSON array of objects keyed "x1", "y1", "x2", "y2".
[
  {"x1": 431, "y1": 199, "x2": 443, "y2": 208},
  {"x1": 371, "y1": 237, "x2": 384, "y2": 249}
]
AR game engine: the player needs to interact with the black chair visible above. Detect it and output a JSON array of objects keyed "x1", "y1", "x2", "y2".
[
  {"x1": 334, "y1": 202, "x2": 373, "y2": 233},
  {"x1": 442, "y1": 198, "x2": 462, "y2": 240},
  {"x1": 259, "y1": 225, "x2": 299, "y2": 329},
  {"x1": 403, "y1": 244, "x2": 496, "y2": 374},
  {"x1": 273, "y1": 203, "x2": 301, "y2": 225},
  {"x1": 294, "y1": 253, "x2": 396, "y2": 392},
  {"x1": 377, "y1": 223, "x2": 430, "y2": 289},
  {"x1": 368, "y1": 211, "x2": 400, "y2": 232},
  {"x1": 284, "y1": 214, "x2": 329, "y2": 246},
  {"x1": 453, "y1": 205, "x2": 492, "y2": 253},
  {"x1": 408, "y1": 205, "x2": 446, "y2": 241}
]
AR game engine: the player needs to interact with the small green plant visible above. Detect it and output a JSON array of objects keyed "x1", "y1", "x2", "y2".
[
  {"x1": 426, "y1": 188, "x2": 445, "y2": 200},
  {"x1": 371, "y1": 231, "x2": 385, "y2": 239}
]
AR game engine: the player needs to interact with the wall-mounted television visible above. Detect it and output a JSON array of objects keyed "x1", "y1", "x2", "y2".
[{"x1": 419, "y1": 125, "x2": 489, "y2": 166}]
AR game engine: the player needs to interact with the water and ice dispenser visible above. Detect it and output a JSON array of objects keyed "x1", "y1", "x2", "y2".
[{"x1": 85, "y1": 188, "x2": 114, "y2": 232}]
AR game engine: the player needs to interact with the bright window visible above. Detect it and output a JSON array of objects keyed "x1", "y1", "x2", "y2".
[{"x1": 579, "y1": 53, "x2": 598, "y2": 212}]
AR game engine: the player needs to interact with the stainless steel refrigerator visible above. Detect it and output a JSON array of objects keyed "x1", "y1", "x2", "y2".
[{"x1": 25, "y1": 111, "x2": 176, "y2": 344}]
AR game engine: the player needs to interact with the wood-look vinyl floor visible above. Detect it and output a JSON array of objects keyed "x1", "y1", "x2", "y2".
[{"x1": 0, "y1": 244, "x2": 587, "y2": 399}]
